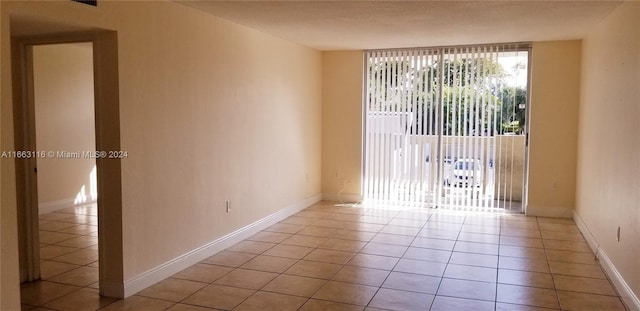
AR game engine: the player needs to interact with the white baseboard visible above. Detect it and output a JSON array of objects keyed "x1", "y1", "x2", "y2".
[
  {"x1": 39, "y1": 198, "x2": 97, "y2": 215},
  {"x1": 573, "y1": 211, "x2": 640, "y2": 311},
  {"x1": 599, "y1": 249, "x2": 640, "y2": 311},
  {"x1": 121, "y1": 193, "x2": 323, "y2": 298},
  {"x1": 525, "y1": 204, "x2": 573, "y2": 218},
  {"x1": 323, "y1": 193, "x2": 362, "y2": 203}
]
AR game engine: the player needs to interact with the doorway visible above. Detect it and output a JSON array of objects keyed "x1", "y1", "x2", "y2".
[
  {"x1": 363, "y1": 44, "x2": 531, "y2": 212},
  {"x1": 18, "y1": 41, "x2": 101, "y2": 306},
  {"x1": 12, "y1": 30, "x2": 125, "y2": 300}
]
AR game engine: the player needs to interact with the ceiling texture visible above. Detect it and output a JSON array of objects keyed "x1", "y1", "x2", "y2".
[{"x1": 178, "y1": 1, "x2": 622, "y2": 51}]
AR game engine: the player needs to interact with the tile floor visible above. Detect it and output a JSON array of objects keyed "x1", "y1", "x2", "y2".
[{"x1": 21, "y1": 201, "x2": 629, "y2": 311}]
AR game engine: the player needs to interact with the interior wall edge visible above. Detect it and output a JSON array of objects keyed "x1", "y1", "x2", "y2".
[{"x1": 572, "y1": 210, "x2": 599, "y2": 253}]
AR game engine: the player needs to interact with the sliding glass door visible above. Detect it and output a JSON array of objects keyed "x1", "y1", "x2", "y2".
[{"x1": 363, "y1": 44, "x2": 530, "y2": 211}]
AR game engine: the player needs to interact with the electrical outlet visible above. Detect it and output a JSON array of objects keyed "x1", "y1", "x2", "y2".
[
  {"x1": 226, "y1": 200, "x2": 231, "y2": 213},
  {"x1": 616, "y1": 226, "x2": 620, "y2": 242},
  {"x1": 335, "y1": 170, "x2": 340, "y2": 178}
]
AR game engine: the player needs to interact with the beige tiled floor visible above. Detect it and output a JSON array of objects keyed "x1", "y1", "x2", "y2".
[{"x1": 21, "y1": 201, "x2": 629, "y2": 310}]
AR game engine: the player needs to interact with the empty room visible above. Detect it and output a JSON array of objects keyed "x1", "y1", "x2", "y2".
[{"x1": 1, "y1": 1, "x2": 638, "y2": 310}]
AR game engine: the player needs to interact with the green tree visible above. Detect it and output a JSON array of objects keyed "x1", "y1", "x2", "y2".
[
  {"x1": 439, "y1": 58, "x2": 505, "y2": 136},
  {"x1": 367, "y1": 59, "x2": 413, "y2": 112},
  {"x1": 367, "y1": 55, "x2": 521, "y2": 136}
]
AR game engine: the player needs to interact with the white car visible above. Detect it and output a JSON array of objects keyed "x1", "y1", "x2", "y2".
[{"x1": 452, "y1": 158, "x2": 483, "y2": 187}]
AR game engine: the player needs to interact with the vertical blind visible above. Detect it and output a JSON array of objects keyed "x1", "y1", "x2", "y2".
[{"x1": 364, "y1": 44, "x2": 530, "y2": 211}]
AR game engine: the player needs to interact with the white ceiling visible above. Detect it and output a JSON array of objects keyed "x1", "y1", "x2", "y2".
[{"x1": 177, "y1": 1, "x2": 622, "y2": 51}]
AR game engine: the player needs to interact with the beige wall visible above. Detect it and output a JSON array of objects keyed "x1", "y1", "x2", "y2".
[
  {"x1": 116, "y1": 2, "x2": 321, "y2": 278},
  {"x1": 0, "y1": 3, "x2": 16, "y2": 310},
  {"x1": 1, "y1": 2, "x2": 21, "y2": 310},
  {"x1": 321, "y1": 51, "x2": 363, "y2": 199},
  {"x1": 33, "y1": 43, "x2": 96, "y2": 206},
  {"x1": 0, "y1": 4, "x2": 2, "y2": 304},
  {"x1": 576, "y1": 1, "x2": 640, "y2": 302},
  {"x1": 1, "y1": 0, "x2": 321, "y2": 303},
  {"x1": 527, "y1": 40, "x2": 581, "y2": 217}
]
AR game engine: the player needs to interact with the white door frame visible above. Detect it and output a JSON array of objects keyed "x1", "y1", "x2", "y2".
[{"x1": 12, "y1": 30, "x2": 126, "y2": 297}]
